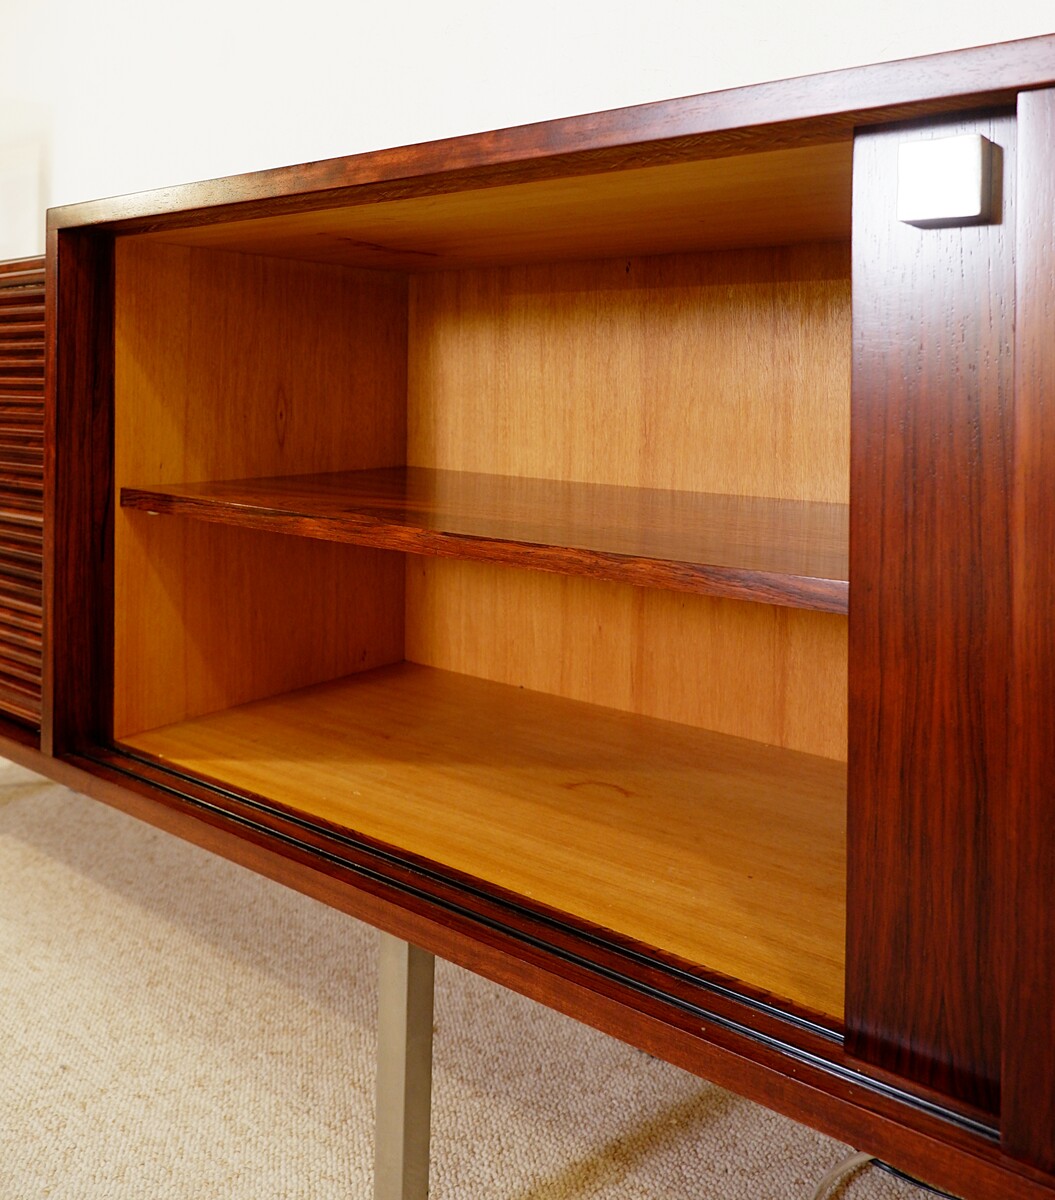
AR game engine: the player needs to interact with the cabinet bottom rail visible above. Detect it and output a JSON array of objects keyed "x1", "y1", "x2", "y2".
[
  {"x1": 67, "y1": 742, "x2": 999, "y2": 1145},
  {"x1": 2, "y1": 727, "x2": 1043, "y2": 1199}
]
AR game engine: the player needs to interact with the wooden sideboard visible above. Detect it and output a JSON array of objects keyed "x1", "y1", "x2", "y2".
[
  {"x1": 0, "y1": 258, "x2": 44, "y2": 726},
  {"x1": 3, "y1": 34, "x2": 1053, "y2": 1199}
]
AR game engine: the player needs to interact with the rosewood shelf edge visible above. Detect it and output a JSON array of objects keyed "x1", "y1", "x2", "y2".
[{"x1": 120, "y1": 467, "x2": 849, "y2": 614}]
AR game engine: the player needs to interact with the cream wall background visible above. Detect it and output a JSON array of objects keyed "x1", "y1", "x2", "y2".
[{"x1": 1, "y1": 0, "x2": 1053, "y2": 259}]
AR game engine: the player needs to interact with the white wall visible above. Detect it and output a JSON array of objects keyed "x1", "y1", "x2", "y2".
[{"x1": 1, "y1": 0, "x2": 1052, "y2": 258}]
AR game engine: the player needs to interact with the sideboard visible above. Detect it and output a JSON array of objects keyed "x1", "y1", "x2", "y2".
[{"x1": 2, "y1": 33, "x2": 1053, "y2": 1199}]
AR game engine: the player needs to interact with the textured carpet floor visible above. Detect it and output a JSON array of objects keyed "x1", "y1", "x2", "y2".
[{"x1": 0, "y1": 757, "x2": 936, "y2": 1200}]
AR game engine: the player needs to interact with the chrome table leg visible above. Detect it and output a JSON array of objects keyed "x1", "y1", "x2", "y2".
[{"x1": 374, "y1": 933, "x2": 436, "y2": 1200}]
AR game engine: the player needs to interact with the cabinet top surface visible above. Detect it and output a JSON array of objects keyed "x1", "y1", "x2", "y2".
[{"x1": 48, "y1": 34, "x2": 1055, "y2": 236}]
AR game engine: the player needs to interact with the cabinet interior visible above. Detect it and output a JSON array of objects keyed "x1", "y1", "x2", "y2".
[{"x1": 111, "y1": 137, "x2": 853, "y2": 1019}]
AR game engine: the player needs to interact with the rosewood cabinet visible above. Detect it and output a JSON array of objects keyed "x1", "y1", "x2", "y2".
[
  {"x1": 0, "y1": 257, "x2": 44, "y2": 727},
  {"x1": 7, "y1": 34, "x2": 1053, "y2": 1199}
]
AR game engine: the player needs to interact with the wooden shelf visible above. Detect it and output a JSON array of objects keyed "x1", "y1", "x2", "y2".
[
  {"x1": 119, "y1": 661, "x2": 847, "y2": 1017},
  {"x1": 121, "y1": 466, "x2": 848, "y2": 613},
  {"x1": 46, "y1": 40, "x2": 1055, "y2": 1192}
]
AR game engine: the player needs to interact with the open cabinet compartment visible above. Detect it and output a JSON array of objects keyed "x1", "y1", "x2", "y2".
[
  {"x1": 41, "y1": 40, "x2": 1055, "y2": 1196},
  {"x1": 111, "y1": 138, "x2": 853, "y2": 1021}
]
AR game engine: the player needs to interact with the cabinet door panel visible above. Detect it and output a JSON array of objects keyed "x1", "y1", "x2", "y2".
[
  {"x1": 846, "y1": 109, "x2": 1016, "y2": 1115},
  {"x1": 44, "y1": 231, "x2": 114, "y2": 755},
  {"x1": 1005, "y1": 85, "x2": 1055, "y2": 1172},
  {"x1": 0, "y1": 256, "x2": 44, "y2": 730}
]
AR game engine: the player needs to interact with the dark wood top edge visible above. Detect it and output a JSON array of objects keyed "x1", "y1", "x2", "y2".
[{"x1": 47, "y1": 34, "x2": 1055, "y2": 234}]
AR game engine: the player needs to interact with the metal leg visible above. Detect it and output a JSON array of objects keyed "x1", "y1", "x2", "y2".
[
  {"x1": 809, "y1": 1150, "x2": 875, "y2": 1199},
  {"x1": 374, "y1": 932, "x2": 436, "y2": 1200}
]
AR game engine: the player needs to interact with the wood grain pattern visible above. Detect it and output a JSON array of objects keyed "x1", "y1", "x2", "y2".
[
  {"x1": 408, "y1": 245, "x2": 850, "y2": 501},
  {"x1": 46, "y1": 37, "x2": 1055, "y2": 240},
  {"x1": 120, "y1": 466, "x2": 849, "y2": 613},
  {"x1": 114, "y1": 240, "x2": 850, "y2": 750},
  {"x1": 42, "y1": 41, "x2": 1055, "y2": 1199},
  {"x1": 404, "y1": 245, "x2": 849, "y2": 758},
  {"x1": 134, "y1": 142, "x2": 852, "y2": 269},
  {"x1": 113, "y1": 241, "x2": 408, "y2": 738},
  {"x1": 44, "y1": 232, "x2": 114, "y2": 756},
  {"x1": 0, "y1": 258, "x2": 44, "y2": 728},
  {"x1": 845, "y1": 110, "x2": 1016, "y2": 1115},
  {"x1": 13, "y1": 729, "x2": 1055, "y2": 1200},
  {"x1": 20, "y1": 732, "x2": 1055, "y2": 1200},
  {"x1": 407, "y1": 560, "x2": 847, "y2": 760},
  {"x1": 117, "y1": 517, "x2": 406, "y2": 739},
  {"x1": 120, "y1": 660, "x2": 847, "y2": 1017},
  {"x1": 1004, "y1": 86, "x2": 1055, "y2": 1172},
  {"x1": 113, "y1": 240, "x2": 408, "y2": 482}
]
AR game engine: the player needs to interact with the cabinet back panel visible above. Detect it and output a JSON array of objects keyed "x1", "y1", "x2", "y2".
[
  {"x1": 406, "y1": 559, "x2": 847, "y2": 761},
  {"x1": 408, "y1": 243, "x2": 850, "y2": 501},
  {"x1": 113, "y1": 241, "x2": 409, "y2": 738},
  {"x1": 406, "y1": 244, "x2": 849, "y2": 758}
]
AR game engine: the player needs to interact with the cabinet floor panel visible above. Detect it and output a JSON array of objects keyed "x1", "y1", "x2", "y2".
[
  {"x1": 119, "y1": 661, "x2": 846, "y2": 1017},
  {"x1": 121, "y1": 466, "x2": 849, "y2": 613}
]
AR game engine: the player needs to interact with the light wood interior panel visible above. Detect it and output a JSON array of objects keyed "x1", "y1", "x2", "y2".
[
  {"x1": 137, "y1": 141, "x2": 853, "y2": 270},
  {"x1": 115, "y1": 238, "x2": 850, "y2": 754},
  {"x1": 113, "y1": 240, "x2": 409, "y2": 738},
  {"x1": 117, "y1": 519, "x2": 405, "y2": 738},
  {"x1": 115, "y1": 240, "x2": 408, "y2": 484},
  {"x1": 405, "y1": 243, "x2": 850, "y2": 757},
  {"x1": 122, "y1": 662, "x2": 847, "y2": 1017},
  {"x1": 406, "y1": 559, "x2": 847, "y2": 761},
  {"x1": 408, "y1": 243, "x2": 850, "y2": 501}
]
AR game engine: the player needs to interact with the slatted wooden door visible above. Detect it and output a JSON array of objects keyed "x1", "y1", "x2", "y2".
[{"x1": 0, "y1": 258, "x2": 45, "y2": 728}]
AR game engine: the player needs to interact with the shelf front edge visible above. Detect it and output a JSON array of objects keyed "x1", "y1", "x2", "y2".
[{"x1": 120, "y1": 483, "x2": 849, "y2": 614}]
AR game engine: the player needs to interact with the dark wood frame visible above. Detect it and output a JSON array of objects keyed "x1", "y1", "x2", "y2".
[
  {"x1": 0, "y1": 256, "x2": 45, "y2": 728},
  {"x1": 846, "y1": 106, "x2": 1017, "y2": 1118},
  {"x1": 26, "y1": 33, "x2": 1055, "y2": 1200}
]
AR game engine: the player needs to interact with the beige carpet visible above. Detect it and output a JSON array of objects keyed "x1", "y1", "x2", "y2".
[{"x1": 0, "y1": 757, "x2": 936, "y2": 1200}]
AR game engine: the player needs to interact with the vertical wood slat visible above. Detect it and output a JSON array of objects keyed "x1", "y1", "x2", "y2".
[
  {"x1": 43, "y1": 231, "x2": 114, "y2": 755},
  {"x1": 0, "y1": 257, "x2": 45, "y2": 729},
  {"x1": 845, "y1": 109, "x2": 1016, "y2": 1114},
  {"x1": 1003, "y1": 86, "x2": 1055, "y2": 1172}
]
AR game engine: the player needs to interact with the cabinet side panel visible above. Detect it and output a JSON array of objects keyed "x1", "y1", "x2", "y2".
[
  {"x1": 846, "y1": 111, "x2": 1016, "y2": 1113},
  {"x1": 1004, "y1": 86, "x2": 1055, "y2": 1171},
  {"x1": 113, "y1": 242, "x2": 408, "y2": 737}
]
